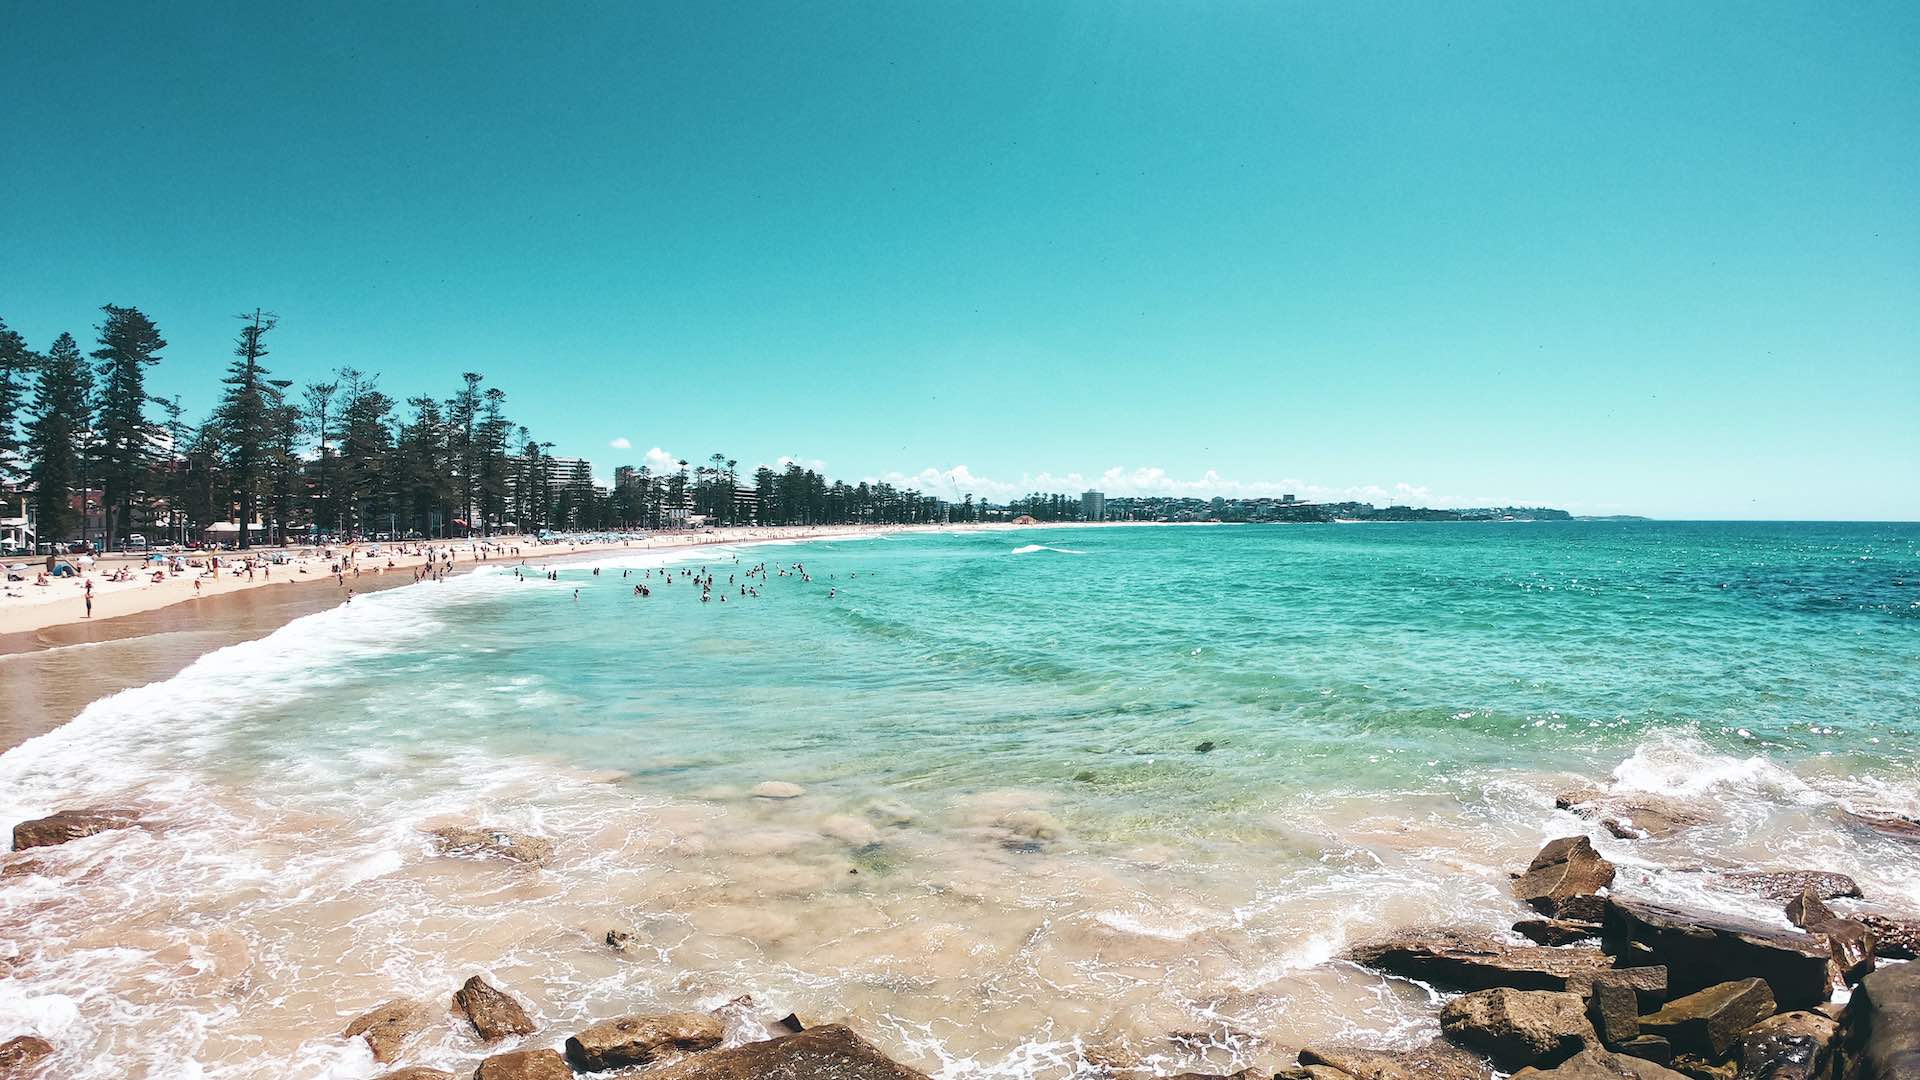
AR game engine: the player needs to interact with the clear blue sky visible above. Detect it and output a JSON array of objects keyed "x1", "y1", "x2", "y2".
[{"x1": 2, "y1": 2, "x2": 1915, "y2": 518}]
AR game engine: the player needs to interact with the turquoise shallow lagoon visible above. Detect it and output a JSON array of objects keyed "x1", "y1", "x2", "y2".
[{"x1": 3, "y1": 521, "x2": 1917, "y2": 1078}]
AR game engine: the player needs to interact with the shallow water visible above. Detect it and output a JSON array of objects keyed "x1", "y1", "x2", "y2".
[{"x1": 2, "y1": 522, "x2": 1917, "y2": 1078}]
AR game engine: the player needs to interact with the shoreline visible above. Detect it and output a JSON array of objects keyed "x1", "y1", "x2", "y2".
[{"x1": 0, "y1": 521, "x2": 1214, "y2": 754}]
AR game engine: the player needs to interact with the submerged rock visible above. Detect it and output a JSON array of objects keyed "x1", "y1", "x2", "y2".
[
  {"x1": 1440, "y1": 988, "x2": 1595, "y2": 1070},
  {"x1": 453, "y1": 975, "x2": 537, "y2": 1041},
  {"x1": 1735, "y1": 1010, "x2": 1836, "y2": 1080},
  {"x1": 10, "y1": 807, "x2": 139, "y2": 850},
  {"x1": 1856, "y1": 911, "x2": 1920, "y2": 959},
  {"x1": 344, "y1": 998, "x2": 434, "y2": 1064},
  {"x1": 1556, "y1": 789, "x2": 1709, "y2": 841},
  {"x1": 1514, "y1": 837, "x2": 1616, "y2": 917},
  {"x1": 1343, "y1": 926, "x2": 1615, "y2": 992},
  {"x1": 1602, "y1": 899, "x2": 1831, "y2": 1009},
  {"x1": 637, "y1": 1023, "x2": 930, "y2": 1079},
  {"x1": 427, "y1": 826, "x2": 554, "y2": 867},
  {"x1": 564, "y1": 1012, "x2": 724, "y2": 1071},
  {"x1": 1839, "y1": 810, "x2": 1920, "y2": 844},
  {"x1": 474, "y1": 1048, "x2": 571, "y2": 1080},
  {"x1": 374, "y1": 1069, "x2": 456, "y2": 1080},
  {"x1": 1720, "y1": 870, "x2": 1862, "y2": 904},
  {"x1": 1638, "y1": 978, "x2": 1776, "y2": 1058},
  {"x1": 751, "y1": 781, "x2": 806, "y2": 800},
  {"x1": 0, "y1": 1036, "x2": 54, "y2": 1075}
]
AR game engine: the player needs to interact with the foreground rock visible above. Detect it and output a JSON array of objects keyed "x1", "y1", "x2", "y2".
[
  {"x1": 1602, "y1": 899, "x2": 1831, "y2": 1009},
  {"x1": 1511, "y1": 1046, "x2": 1689, "y2": 1078},
  {"x1": 1514, "y1": 837, "x2": 1616, "y2": 917},
  {"x1": 564, "y1": 1012, "x2": 725, "y2": 1071},
  {"x1": 1556, "y1": 789, "x2": 1709, "y2": 840},
  {"x1": 10, "y1": 807, "x2": 139, "y2": 850},
  {"x1": 1856, "y1": 912, "x2": 1920, "y2": 959},
  {"x1": 453, "y1": 976, "x2": 537, "y2": 1041},
  {"x1": 637, "y1": 1024, "x2": 930, "y2": 1080},
  {"x1": 1638, "y1": 978, "x2": 1775, "y2": 1057},
  {"x1": 0, "y1": 1036, "x2": 54, "y2": 1075},
  {"x1": 1440, "y1": 988, "x2": 1594, "y2": 1070},
  {"x1": 344, "y1": 999, "x2": 435, "y2": 1063},
  {"x1": 1837, "y1": 961, "x2": 1920, "y2": 1080},
  {"x1": 1735, "y1": 1010, "x2": 1836, "y2": 1080},
  {"x1": 376, "y1": 1069, "x2": 456, "y2": 1080},
  {"x1": 1344, "y1": 927, "x2": 1616, "y2": 993},
  {"x1": 1517, "y1": 918, "x2": 1603, "y2": 946},
  {"x1": 474, "y1": 1048, "x2": 571, "y2": 1080},
  {"x1": 1293, "y1": 1041, "x2": 1494, "y2": 1080},
  {"x1": 427, "y1": 826, "x2": 554, "y2": 866}
]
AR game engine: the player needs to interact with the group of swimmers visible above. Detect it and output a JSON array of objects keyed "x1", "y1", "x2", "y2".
[{"x1": 515, "y1": 555, "x2": 857, "y2": 606}]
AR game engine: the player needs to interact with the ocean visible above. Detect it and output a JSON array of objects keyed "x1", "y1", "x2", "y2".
[{"x1": 2, "y1": 521, "x2": 1917, "y2": 1078}]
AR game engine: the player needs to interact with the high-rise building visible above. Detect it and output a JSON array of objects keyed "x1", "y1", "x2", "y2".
[
  {"x1": 1081, "y1": 490, "x2": 1106, "y2": 521},
  {"x1": 613, "y1": 465, "x2": 638, "y2": 493}
]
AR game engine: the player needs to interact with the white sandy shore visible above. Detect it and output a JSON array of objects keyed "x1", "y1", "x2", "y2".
[{"x1": 0, "y1": 520, "x2": 1218, "y2": 638}]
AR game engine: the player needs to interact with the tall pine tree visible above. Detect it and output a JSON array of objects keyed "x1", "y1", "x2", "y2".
[
  {"x1": 0, "y1": 318, "x2": 32, "y2": 484},
  {"x1": 90, "y1": 304, "x2": 167, "y2": 549},
  {"x1": 213, "y1": 310, "x2": 277, "y2": 548},
  {"x1": 26, "y1": 333, "x2": 91, "y2": 547}
]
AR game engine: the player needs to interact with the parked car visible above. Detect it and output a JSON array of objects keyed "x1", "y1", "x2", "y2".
[{"x1": 122, "y1": 533, "x2": 149, "y2": 551}]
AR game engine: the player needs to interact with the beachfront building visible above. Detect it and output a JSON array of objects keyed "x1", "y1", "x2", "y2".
[{"x1": 1081, "y1": 490, "x2": 1106, "y2": 521}]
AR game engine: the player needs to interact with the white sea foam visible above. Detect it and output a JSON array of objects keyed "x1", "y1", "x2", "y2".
[{"x1": 1009, "y1": 544, "x2": 1086, "y2": 556}]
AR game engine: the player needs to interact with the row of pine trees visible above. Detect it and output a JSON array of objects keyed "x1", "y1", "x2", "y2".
[{"x1": 0, "y1": 306, "x2": 965, "y2": 552}]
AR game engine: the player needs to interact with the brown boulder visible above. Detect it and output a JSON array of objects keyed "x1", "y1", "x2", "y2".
[
  {"x1": 344, "y1": 998, "x2": 435, "y2": 1063},
  {"x1": 1638, "y1": 978, "x2": 1776, "y2": 1057},
  {"x1": 1735, "y1": 1010, "x2": 1836, "y2": 1080},
  {"x1": 1614, "y1": 1035, "x2": 1671, "y2": 1065},
  {"x1": 637, "y1": 1024, "x2": 930, "y2": 1079},
  {"x1": 0, "y1": 1036, "x2": 54, "y2": 1075},
  {"x1": 474, "y1": 1048, "x2": 571, "y2": 1080},
  {"x1": 1589, "y1": 980, "x2": 1641, "y2": 1048},
  {"x1": 1440, "y1": 988, "x2": 1595, "y2": 1070},
  {"x1": 10, "y1": 807, "x2": 139, "y2": 850},
  {"x1": 453, "y1": 976, "x2": 537, "y2": 1041},
  {"x1": 1836, "y1": 959, "x2": 1920, "y2": 1080},
  {"x1": 1602, "y1": 899, "x2": 1831, "y2": 1009},
  {"x1": 427, "y1": 826, "x2": 554, "y2": 866},
  {"x1": 1556, "y1": 790, "x2": 1709, "y2": 840},
  {"x1": 1515, "y1": 837, "x2": 1616, "y2": 917},
  {"x1": 1721, "y1": 871, "x2": 1862, "y2": 904},
  {"x1": 1784, "y1": 887, "x2": 1836, "y2": 930},
  {"x1": 1510, "y1": 1046, "x2": 1690, "y2": 1078},
  {"x1": 564, "y1": 1012, "x2": 725, "y2": 1071},
  {"x1": 1343, "y1": 926, "x2": 1615, "y2": 992},
  {"x1": 1820, "y1": 918, "x2": 1877, "y2": 986},
  {"x1": 377, "y1": 1070, "x2": 457, "y2": 1080},
  {"x1": 1839, "y1": 810, "x2": 1920, "y2": 843}
]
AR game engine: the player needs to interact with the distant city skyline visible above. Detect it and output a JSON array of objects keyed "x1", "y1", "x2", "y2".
[{"x1": 3, "y1": 4, "x2": 1915, "y2": 520}]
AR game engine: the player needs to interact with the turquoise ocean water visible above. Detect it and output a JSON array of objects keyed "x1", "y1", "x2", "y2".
[{"x1": 4, "y1": 521, "x2": 1918, "y2": 1078}]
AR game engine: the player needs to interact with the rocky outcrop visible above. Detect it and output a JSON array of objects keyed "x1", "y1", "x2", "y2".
[
  {"x1": 1839, "y1": 810, "x2": 1920, "y2": 844},
  {"x1": 1556, "y1": 790, "x2": 1709, "y2": 841},
  {"x1": 1721, "y1": 871, "x2": 1862, "y2": 904},
  {"x1": 1515, "y1": 837, "x2": 1616, "y2": 917},
  {"x1": 426, "y1": 826, "x2": 554, "y2": 867},
  {"x1": 1856, "y1": 912, "x2": 1919, "y2": 959},
  {"x1": 10, "y1": 807, "x2": 139, "y2": 850},
  {"x1": 1614, "y1": 1036, "x2": 1672, "y2": 1065},
  {"x1": 1291, "y1": 1041, "x2": 1493, "y2": 1080},
  {"x1": 636, "y1": 1024, "x2": 930, "y2": 1080},
  {"x1": 0, "y1": 1036, "x2": 54, "y2": 1076},
  {"x1": 1589, "y1": 979, "x2": 1641, "y2": 1048},
  {"x1": 1602, "y1": 899, "x2": 1831, "y2": 1009},
  {"x1": 1510, "y1": 1046, "x2": 1690, "y2": 1078},
  {"x1": 473, "y1": 1048, "x2": 571, "y2": 1080},
  {"x1": 1517, "y1": 918, "x2": 1603, "y2": 946},
  {"x1": 1836, "y1": 961, "x2": 1920, "y2": 1080},
  {"x1": 344, "y1": 999, "x2": 435, "y2": 1063},
  {"x1": 453, "y1": 976, "x2": 537, "y2": 1041},
  {"x1": 1439, "y1": 988, "x2": 1595, "y2": 1070},
  {"x1": 1785, "y1": 888, "x2": 1837, "y2": 930},
  {"x1": 1735, "y1": 1010, "x2": 1836, "y2": 1080},
  {"x1": 564, "y1": 1012, "x2": 725, "y2": 1071},
  {"x1": 1343, "y1": 927, "x2": 1615, "y2": 992},
  {"x1": 1638, "y1": 978, "x2": 1776, "y2": 1058}
]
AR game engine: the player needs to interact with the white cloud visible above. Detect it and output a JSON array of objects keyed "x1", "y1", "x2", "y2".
[
  {"x1": 608, "y1": 436, "x2": 632, "y2": 450},
  {"x1": 644, "y1": 446, "x2": 681, "y2": 468}
]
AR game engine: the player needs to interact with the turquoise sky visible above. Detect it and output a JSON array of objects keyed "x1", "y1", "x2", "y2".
[{"x1": 2, "y1": 3, "x2": 1915, "y2": 519}]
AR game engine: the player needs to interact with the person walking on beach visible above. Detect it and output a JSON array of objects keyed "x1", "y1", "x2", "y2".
[{"x1": 84, "y1": 579, "x2": 93, "y2": 618}]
